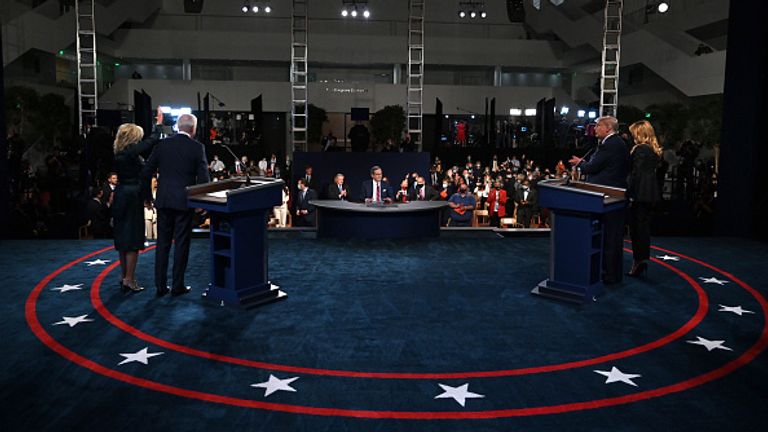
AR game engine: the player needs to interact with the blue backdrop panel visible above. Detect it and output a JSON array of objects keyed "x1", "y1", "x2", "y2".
[{"x1": 291, "y1": 152, "x2": 431, "y2": 200}]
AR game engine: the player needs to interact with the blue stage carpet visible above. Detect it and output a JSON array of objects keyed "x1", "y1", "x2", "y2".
[{"x1": 1, "y1": 235, "x2": 766, "y2": 431}]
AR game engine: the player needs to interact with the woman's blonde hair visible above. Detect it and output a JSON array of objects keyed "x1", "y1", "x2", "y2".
[
  {"x1": 114, "y1": 123, "x2": 144, "y2": 153},
  {"x1": 629, "y1": 120, "x2": 663, "y2": 156}
]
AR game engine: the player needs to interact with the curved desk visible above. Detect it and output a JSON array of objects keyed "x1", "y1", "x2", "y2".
[{"x1": 310, "y1": 200, "x2": 448, "y2": 239}]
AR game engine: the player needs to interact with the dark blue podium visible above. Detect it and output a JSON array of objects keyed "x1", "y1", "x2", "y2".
[
  {"x1": 187, "y1": 177, "x2": 287, "y2": 308},
  {"x1": 532, "y1": 179, "x2": 626, "y2": 303}
]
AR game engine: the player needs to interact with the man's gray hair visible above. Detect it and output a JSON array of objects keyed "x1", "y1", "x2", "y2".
[
  {"x1": 177, "y1": 114, "x2": 198, "y2": 133},
  {"x1": 370, "y1": 165, "x2": 382, "y2": 175},
  {"x1": 596, "y1": 116, "x2": 619, "y2": 132}
]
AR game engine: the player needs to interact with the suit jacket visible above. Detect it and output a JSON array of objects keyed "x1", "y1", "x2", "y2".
[
  {"x1": 580, "y1": 134, "x2": 630, "y2": 188},
  {"x1": 327, "y1": 183, "x2": 349, "y2": 200},
  {"x1": 143, "y1": 133, "x2": 210, "y2": 211},
  {"x1": 360, "y1": 179, "x2": 394, "y2": 201},
  {"x1": 296, "y1": 188, "x2": 317, "y2": 216},
  {"x1": 515, "y1": 188, "x2": 537, "y2": 208},
  {"x1": 408, "y1": 185, "x2": 439, "y2": 201},
  {"x1": 627, "y1": 144, "x2": 660, "y2": 203},
  {"x1": 486, "y1": 188, "x2": 508, "y2": 217}
]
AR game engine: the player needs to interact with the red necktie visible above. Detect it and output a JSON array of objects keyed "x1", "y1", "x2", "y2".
[{"x1": 376, "y1": 182, "x2": 381, "y2": 202}]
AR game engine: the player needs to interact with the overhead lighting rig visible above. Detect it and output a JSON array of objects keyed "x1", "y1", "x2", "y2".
[
  {"x1": 458, "y1": 1, "x2": 487, "y2": 20},
  {"x1": 241, "y1": 1, "x2": 272, "y2": 14},
  {"x1": 341, "y1": 1, "x2": 371, "y2": 19}
]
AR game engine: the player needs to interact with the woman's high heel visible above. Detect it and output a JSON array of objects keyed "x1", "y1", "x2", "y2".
[
  {"x1": 121, "y1": 279, "x2": 145, "y2": 293},
  {"x1": 627, "y1": 261, "x2": 648, "y2": 278}
]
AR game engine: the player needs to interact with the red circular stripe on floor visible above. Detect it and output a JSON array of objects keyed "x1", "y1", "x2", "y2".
[{"x1": 25, "y1": 244, "x2": 768, "y2": 419}]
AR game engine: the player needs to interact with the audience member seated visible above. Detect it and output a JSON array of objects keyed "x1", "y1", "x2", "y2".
[
  {"x1": 327, "y1": 173, "x2": 349, "y2": 200},
  {"x1": 447, "y1": 184, "x2": 476, "y2": 227},
  {"x1": 395, "y1": 179, "x2": 411, "y2": 203},
  {"x1": 360, "y1": 165, "x2": 394, "y2": 203},
  {"x1": 409, "y1": 176, "x2": 438, "y2": 201},
  {"x1": 274, "y1": 185, "x2": 290, "y2": 227}
]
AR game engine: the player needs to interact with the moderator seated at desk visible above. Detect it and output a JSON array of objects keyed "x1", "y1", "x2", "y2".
[{"x1": 309, "y1": 200, "x2": 448, "y2": 239}]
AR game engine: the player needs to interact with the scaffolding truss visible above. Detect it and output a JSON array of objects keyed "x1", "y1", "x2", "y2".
[
  {"x1": 76, "y1": 0, "x2": 99, "y2": 133},
  {"x1": 599, "y1": 0, "x2": 623, "y2": 118},
  {"x1": 291, "y1": 0, "x2": 309, "y2": 152},
  {"x1": 407, "y1": 0, "x2": 425, "y2": 151}
]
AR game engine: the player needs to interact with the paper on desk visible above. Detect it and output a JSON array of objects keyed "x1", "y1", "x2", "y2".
[{"x1": 206, "y1": 191, "x2": 228, "y2": 198}]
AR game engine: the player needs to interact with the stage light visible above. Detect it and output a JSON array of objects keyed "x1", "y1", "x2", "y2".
[
  {"x1": 445, "y1": 114, "x2": 449, "y2": 118},
  {"x1": 351, "y1": 8, "x2": 358, "y2": 17},
  {"x1": 252, "y1": 5, "x2": 259, "y2": 13},
  {"x1": 471, "y1": 115, "x2": 476, "y2": 119},
  {"x1": 58, "y1": 50, "x2": 65, "y2": 55},
  {"x1": 241, "y1": 3, "x2": 249, "y2": 13},
  {"x1": 560, "y1": 106, "x2": 570, "y2": 115},
  {"x1": 341, "y1": 8, "x2": 348, "y2": 17},
  {"x1": 657, "y1": 2, "x2": 669, "y2": 13},
  {"x1": 480, "y1": 11, "x2": 487, "y2": 18},
  {"x1": 470, "y1": 11, "x2": 477, "y2": 18},
  {"x1": 645, "y1": 112, "x2": 652, "y2": 118},
  {"x1": 363, "y1": 9, "x2": 370, "y2": 18},
  {"x1": 458, "y1": 10, "x2": 466, "y2": 18},
  {"x1": 525, "y1": 109, "x2": 537, "y2": 116},
  {"x1": 510, "y1": 108, "x2": 522, "y2": 116},
  {"x1": 577, "y1": 110, "x2": 586, "y2": 118},
  {"x1": 588, "y1": 111, "x2": 597, "y2": 119},
  {"x1": 264, "y1": 5, "x2": 271, "y2": 13}
]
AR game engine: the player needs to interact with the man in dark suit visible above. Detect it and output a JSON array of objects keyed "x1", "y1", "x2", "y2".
[
  {"x1": 327, "y1": 173, "x2": 348, "y2": 200},
  {"x1": 86, "y1": 187, "x2": 109, "y2": 238},
  {"x1": 408, "y1": 176, "x2": 439, "y2": 201},
  {"x1": 143, "y1": 114, "x2": 210, "y2": 297},
  {"x1": 360, "y1": 165, "x2": 394, "y2": 203},
  {"x1": 301, "y1": 165, "x2": 316, "y2": 190},
  {"x1": 569, "y1": 116, "x2": 629, "y2": 284},
  {"x1": 514, "y1": 179, "x2": 538, "y2": 228},
  {"x1": 294, "y1": 179, "x2": 317, "y2": 226}
]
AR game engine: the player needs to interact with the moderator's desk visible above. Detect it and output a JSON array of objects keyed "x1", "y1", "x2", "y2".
[{"x1": 310, "y1": 200, "x2": 448, "y2": 239}]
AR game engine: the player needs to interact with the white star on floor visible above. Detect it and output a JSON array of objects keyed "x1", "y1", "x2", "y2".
[
  {"x1": 698, "y1": 276, "x2": 729, "y2": 285},
  {"x1": 718, "y1": 304, "x2": 755, "y2": 316},
  {"x1": 655, "y1": 255, "x2": 680, "y2": 261},
  {"x1": 250, "y1": 375, "x2": 299, "y2": 397},
  {"x1": 85, "y1": 259, "x2": 110, "y2": 266},
  {"x1": 686, "y1": 336, "x2": 733, "y2": 352},
  {"x1": 434, "y1": 383, "x2": 485, "y2": 407},
  {"x1": 52, "y1": 314, "x2": 94, "y2": 328},
  {"x1": 51, "y1": 283, "x2": 84, "y2": 293},
  {"x1": 594, "y1": 366, "x2": 642, "y2": 387},
  {"x1": 118, "y1": 347, "x2": 164, "y2": 365}
]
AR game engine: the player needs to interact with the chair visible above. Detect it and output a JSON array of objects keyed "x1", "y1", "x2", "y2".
[
  {"x1": 78, "y1": 221, "x2": 92, "y2": 240},
  {"x1": 499, "y1": 217, "x2": 515, "y2": 228},
  {"x1": 474, "y1": 209, "x2": 490, "y2": 227}
]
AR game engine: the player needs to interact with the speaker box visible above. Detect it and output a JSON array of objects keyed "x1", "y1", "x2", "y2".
[
  {"x1": 184, "y1": 0, "x2": 204, "y2": 14},
  {"x1": 507, "y1": 0, "x2": 525, "y2": 23}
]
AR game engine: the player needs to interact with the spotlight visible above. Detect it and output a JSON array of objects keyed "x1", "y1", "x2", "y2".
[
  {"x1": 252, "y1": 5, "x2": 259, "y2": 13},
  {"x1": 264, "y1": 5, "x2": 271, "y2": 13},
  {"x1": 241, "y1": 3, "x2": 249, "y2": 13},
  {"x1": 588, "y1": 111, "x2": 597, "y2": 119},
  {"x1": 351, "y1": 8, "x2": 358, "y2": 17},
  {"x1": 524, "y1": 109, "x2": 537, "y2": 117},
  {"x1": 458, "y1": 10, "x2": 466, "y2": 18},
  {"x1": 341, "y1": 8, "x2": 348, "y2": 17},
  {"x1": 577, "y1": 110, "x2": 586, "y2": 118},
  {"x1": 510, "y1": 108, "x2": 522, "y2": 116},
  {"x1": 480, "y1": 11, "x2": 487, "y2": 18},
  {"x1": 363, "y1": 8, "x2": 370, "y2": 18},
  {"x1": 470, "y1": 11, "x2": 477, "y2": 19},
  {"x1": 657, "y1": 2, "x2": 669, "y2": 13},
  {"x1": 560, "y1": 106, "x2": 570, "y2": 115}
]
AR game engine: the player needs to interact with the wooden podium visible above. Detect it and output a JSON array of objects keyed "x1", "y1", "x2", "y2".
[
  {"x1": 187, "y1": 177, "x2": 286, "y2": 308},
  {"x1": 532, "y1": 179, "x2": 626, "y2": 303}
]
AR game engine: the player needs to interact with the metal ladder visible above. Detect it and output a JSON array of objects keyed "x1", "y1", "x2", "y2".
[
  {"x1": 599, "y1": 0, "x2": 623, "y2": 118},
  {"x1": 291, "y1": 0, "x2": 309, "y2": 152},
  {"x1": 407, "y1": 0, "x2": 425, "y2": 151},
  {"x1": 76, "y1": 0, "x2": 99, "y2": 133}
]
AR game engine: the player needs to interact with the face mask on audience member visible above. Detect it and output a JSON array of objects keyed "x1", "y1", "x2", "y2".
[
  {"x1": 416, "y1": 183, "x2": 424, "y2": 189},
  {"x1": 442, "y1": 182, "x2": 448, "y2": 188}
]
